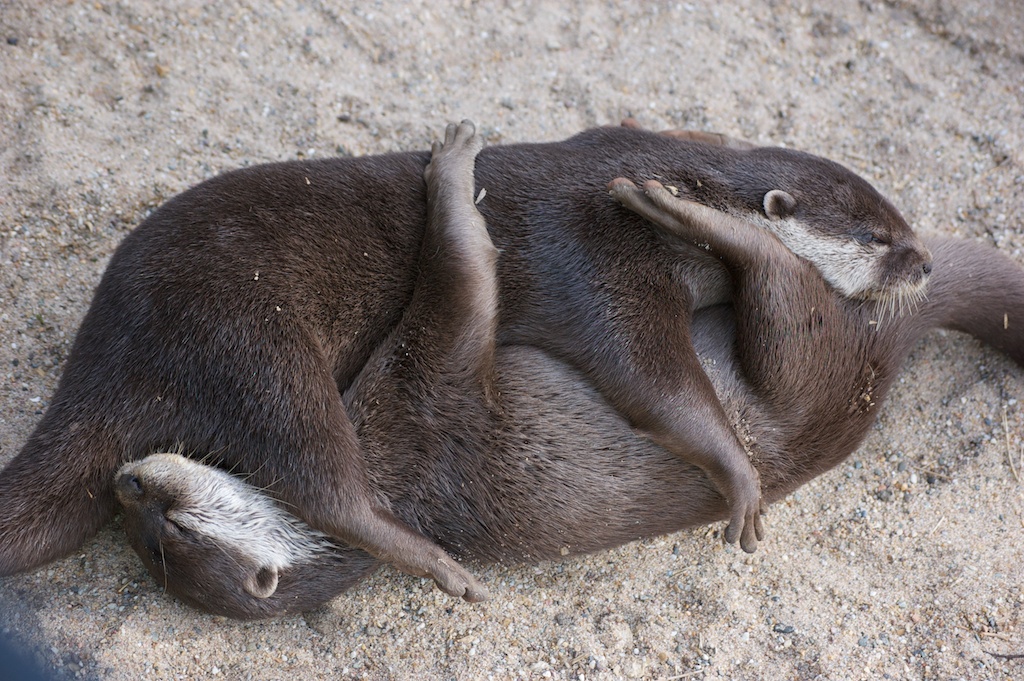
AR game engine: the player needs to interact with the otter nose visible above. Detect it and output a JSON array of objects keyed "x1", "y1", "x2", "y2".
[
  {"x1": 922, "y1": 261, "x2": 933, "y2": 275},
  {"x1": 117, "y1": 472, "x2": 145, "y2": 501}
]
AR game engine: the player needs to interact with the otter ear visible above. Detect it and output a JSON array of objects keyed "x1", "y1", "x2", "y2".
[
  {"x1": 764, "y1": 190, "x2": 797, "y2": 220},
  {"x1": 244, "y1": 565, "x2": 280, "y2": 599}
]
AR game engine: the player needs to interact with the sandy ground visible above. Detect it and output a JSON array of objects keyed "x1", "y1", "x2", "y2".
[{"x1": 1, "y1": 0, "x2": 1023, "y2": 679}]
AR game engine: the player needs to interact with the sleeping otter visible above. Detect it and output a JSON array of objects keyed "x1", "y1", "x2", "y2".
[
  {"x1": 115, "y1": 122, "x2": 1024, "y2": 619},
  {"x1": 0, "y1": 120, "x2": 937, "y2": 601}
]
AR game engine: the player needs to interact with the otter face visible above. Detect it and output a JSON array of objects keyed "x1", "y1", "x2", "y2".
[
  {"x1": 115, "y1": 454, "x2": 376, "y2": 619},
  {"x1": 747, "y1": 150, "x2": 933, "y2": 316}
]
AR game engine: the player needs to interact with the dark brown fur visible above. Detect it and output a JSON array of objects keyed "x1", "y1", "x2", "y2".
[
  {"x1": 0, "y1": 124, "x2": 969, "y2": 602},
  {"x1": 116, "y1": 127, "x2": 1024, "y2": 619}
]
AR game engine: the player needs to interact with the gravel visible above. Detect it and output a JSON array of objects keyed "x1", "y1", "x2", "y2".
[{"x1": 1, "y1": 1, "x2": 1022, "y2": 679}]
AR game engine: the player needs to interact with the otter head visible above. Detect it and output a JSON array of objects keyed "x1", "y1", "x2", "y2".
[
  {"x1": 115, "y1": 454, "x2": 376, "y2": 619},
  {"x1": 742, "y1": 148, "x2": 932, "y2": 315}
]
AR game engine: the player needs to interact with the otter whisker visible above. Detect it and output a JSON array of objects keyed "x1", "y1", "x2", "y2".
[
  {"x1": 872, "y1": 279, "x2": 932, "y2": 324},
  {"x1": 245, "y1": 473, "x2": 291, "y2": 501},
  {"x1": 238, "y1": 457, "x2": 275, "y2": 485},
  {"x1": 159, "y1": 539, "x2": 168, "y2": 594},
  {"x1": 908, "y1": 289, "x2": 924, "y2": 317},
  {"x1": 882, "y1": 294, "x2": 895, "y2": 325},
  {"x1": 267, "y1": 495, "x2": 303, "y2": 513}
]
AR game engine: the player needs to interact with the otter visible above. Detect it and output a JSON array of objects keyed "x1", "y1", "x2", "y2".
[
  {"x1": 0, "y1": 120, "x2": 932, "y2": 598},
  {"x1": 114, "y1": 122, "x2": 1024, "y2": 619}
]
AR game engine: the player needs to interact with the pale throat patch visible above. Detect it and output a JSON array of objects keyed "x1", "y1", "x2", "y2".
[
  {"x1": 124, "y1": 453, "x2": 331, "y2": 570},
  {"x1": 748, "y1": 214, "x2": 883, "y2": 298}
]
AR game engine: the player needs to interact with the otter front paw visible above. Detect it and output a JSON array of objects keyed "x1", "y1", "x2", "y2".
[{"x1": 424, "y1": 119, "x2": 483, "y2": 191}]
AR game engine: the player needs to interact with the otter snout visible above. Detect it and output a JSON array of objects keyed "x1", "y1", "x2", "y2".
[
  {"x1": 115, "y1": 468, "x2": 148, "y2": 507},
  {"x1": 894, "y1": 243, "x2": 933, "y2": 290},
  {"x1": 115, "y1": 457, "x2": 179, "y2": 515}
]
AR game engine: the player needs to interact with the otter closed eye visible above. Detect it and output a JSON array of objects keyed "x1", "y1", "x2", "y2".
[{"x1": 856, "y1": 233, "x2": 889, "y2": 245}]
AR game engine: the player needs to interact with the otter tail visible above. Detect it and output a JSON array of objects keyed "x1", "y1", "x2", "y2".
[
  {"x1": 0, "y1": 406, "x2": 121, "y2": 576},
  {"x1": 920, "y1": 236, "x2": 1024, "y2": 367}
]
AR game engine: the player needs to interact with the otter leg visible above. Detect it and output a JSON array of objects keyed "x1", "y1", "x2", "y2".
[
  {"x1": 600, "y1": 179, "x2": 798, "y2": 553},
  {"x1": 585, "y1": 314, "x2": 765, "y2": 552},
  {"x1": 608, "y1": 179, "x2": 791, "y2": 264},
  {"x1": 415, "y1": 119, "x2": 498, "y2": 381},
  {"x1": 188, "y1": 124, "x2": 492, "y2": 604},
  {"x1": 349, "y1": 120, "x2": 496, "y2": 390},
  {"x1": 655, "y1": 129, "x2": 757, "y2": 150},
  {"x1": 285, "y1": 400, "x2": 487, "y2": 601},
  {"x1": 608, "y1": 178, "x2": 851, "y2": 492},
  {"x1": 621, "y1": 360, "x2": 765, "y2": 552},
  {"x1": 340, "y1": 120, "x2": 496, "y2": 595}
]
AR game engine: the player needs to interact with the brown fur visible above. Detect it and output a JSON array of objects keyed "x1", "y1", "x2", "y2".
[
  {"x1": 0, "y1": 123, "x2": 964, "y2": 603},
  {"x1": 115, "y1": 126, "x2": 1024, "y2": 619}
]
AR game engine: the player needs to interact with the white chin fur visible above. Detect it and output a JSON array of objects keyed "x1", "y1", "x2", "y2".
[
  {"x1": 120, "y1": 453, "x2": 331, "y2": 571},
  {"x1": 750, "y1": 214, "x2": 884, "y2": 299}
]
